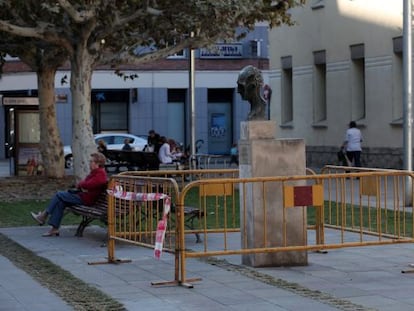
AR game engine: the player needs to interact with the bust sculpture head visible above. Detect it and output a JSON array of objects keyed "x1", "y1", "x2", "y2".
[{"x1": 237, "y1": 65, "x2": 267, "y2": 121}]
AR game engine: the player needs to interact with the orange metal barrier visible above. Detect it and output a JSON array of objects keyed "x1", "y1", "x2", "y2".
[
  {"x1": 103, "y1": 176, "x2": 180, "y2": 283},
  {"x1": 321, "y1": 166, "x2": 414, "y2": 238},
  {"x1": 103, "y1": 170, "x2": 238, "y2": 286},
  {"x1": 102, "y1": 168, "x2": 414, "y2": 287},
  {"x1": 119, "y1": 168, "x2": 239, "y2": 189},
  {"x1": 177, "y1": 170, "x2": 414, "y2": 285}
]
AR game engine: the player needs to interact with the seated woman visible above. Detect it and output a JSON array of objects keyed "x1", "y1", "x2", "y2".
[
  {"x1": 97, "y1": 139, "x2": 107, "y2": 156},
  {"x1": 158, "y1": 136, "x2": 176, "y2": 164},
  {"x1": 30, "y1": 153, "x2": 108, "y2": 237}
]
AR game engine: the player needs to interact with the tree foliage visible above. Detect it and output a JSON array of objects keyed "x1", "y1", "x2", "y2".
[{"x1": 0, "y1": 0, "x2": 304, "y2": 179}]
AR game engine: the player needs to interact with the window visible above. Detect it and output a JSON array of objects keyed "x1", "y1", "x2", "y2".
[
  {"x1": 250, "y1": 40, "x2": 262, "y2": 58},
  {"x1": 166, "y1": 37, "x2": 186, "y2": 59},
  {"x1": 313, "y1": 51, "x2": 327, "y2": 123},
  {"x1": 350, "y1": 44, "x2": 365, "y2": 121},
  {"x1": 167, "y1": 49, "x2": 186, "y2": 59},
  {"x1": 281, "y1": 56, "x2": 293, "y2": 124},
  {"x1": 167, "y1": 89, "x2": 186, "y2": 144},
  {"x1": 100, "y1": 102, "x2": 128, "y2": 130},
  {"x1": 92, "y1": 90, "x2": 129, "y2": 132}
]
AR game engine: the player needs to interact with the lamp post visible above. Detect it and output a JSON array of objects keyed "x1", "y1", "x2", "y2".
[
  {"x1": 403, "y1": 0, "x2": 412, "y2": 203},
  {"x1": 189, "y1": 32, "x2": 197, "y2": 169}
]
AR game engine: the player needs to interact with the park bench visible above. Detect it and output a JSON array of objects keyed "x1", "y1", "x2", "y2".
[
  {"x1": 66, "y1": 191, "x2": 109, "y2": 237},
  {"x1": 172, "y1": 205, "x2": 205, "y2": 243},
  {"x1": 66, "y1": 190, "x2": 205, "y2": 242}
]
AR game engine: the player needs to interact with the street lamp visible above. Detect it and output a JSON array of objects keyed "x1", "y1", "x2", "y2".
[
  {"x1": 403, "y1": 0, "x2": 412, "y2": 203},
  {"x1": 188, "y1": 31, "x2": 197, "y2": 169}
]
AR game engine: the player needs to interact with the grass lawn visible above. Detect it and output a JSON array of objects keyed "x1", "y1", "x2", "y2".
[
  {"x1": 0, "y1": 200, "x2": 84, "y2": 227},
  {"x1": 2, "y1": 192, "x2": 413, "y2": 239},
  {"x1": 315, "y1": 202, "x2": 414, "y2": 237},
  {"x1": 185, "y1": 187, "x2": 414, "y2": 237}
]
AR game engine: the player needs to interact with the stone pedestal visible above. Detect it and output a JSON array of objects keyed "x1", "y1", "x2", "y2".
[{"x1": 239, "y1": 120, "x2": 308, "y2": 267}]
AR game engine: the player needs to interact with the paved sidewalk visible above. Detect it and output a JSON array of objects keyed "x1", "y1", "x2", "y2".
[
  {"x1": 0, "y1": 226, "x2": 340, "y2": 311},
  {"x1": 0, "y1": 159, "x2": 12, "y2": 177},
  {"x1": 1, "y1": 225, "x2": 414, "y2": 310},
  {"x1": 0, "y1": 254, "x2": 72, "y2": 311}
]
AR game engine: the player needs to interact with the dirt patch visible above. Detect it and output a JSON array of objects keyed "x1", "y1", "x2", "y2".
[{"x1": 0, "y1": 176, "x2": 75, "y2": 202}]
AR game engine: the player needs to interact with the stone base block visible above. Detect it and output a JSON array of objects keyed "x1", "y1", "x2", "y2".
[{"x1": 239, "y1": 121, "x2": 308, "y2": 267}]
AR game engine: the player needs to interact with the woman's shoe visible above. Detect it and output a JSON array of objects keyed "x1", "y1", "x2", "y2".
[
  {"x1": 30, "y1": 211, "x2": 45, "y2": 226},
  {"x1": 42, "y1": 230, "x2": 59, "y2": 237}
]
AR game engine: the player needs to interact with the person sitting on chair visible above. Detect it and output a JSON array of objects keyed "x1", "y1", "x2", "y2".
[
  {"x1": 97, "y1": 139, "x2": 108, "y2": 156},
  {"x1": 122, "y1": 138, "x2": 133, "y2": 151},
  {"x1": 158, "y1": 136, "x2": 176, "y2": 164}
]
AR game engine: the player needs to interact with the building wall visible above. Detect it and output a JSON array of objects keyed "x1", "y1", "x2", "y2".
[
  {"x1": 0, "y1": 24, "x2": 270, "y2": 161},
  {"x1": 268, "y1": 0, "x2": 405, "y2": 168},
  {"x1": 0, "y1": 66, "x2": 268, "y2": 159}
]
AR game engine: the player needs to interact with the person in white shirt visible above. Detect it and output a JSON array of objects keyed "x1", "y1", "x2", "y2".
[
  {"x1": 342, "y1": 121, "x2": 363, "y2": 167},
  {"x1": 158, "y1": 136, "x2": 175, "y2": 164}
]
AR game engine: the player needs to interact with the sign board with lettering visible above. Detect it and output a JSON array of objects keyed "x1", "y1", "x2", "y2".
[
  {"x1": 200, "y1": 43, "x2": 243, "y2": 59},
  {"x1": 2, "y1": 97, "x2": 39, "y2": 106}
]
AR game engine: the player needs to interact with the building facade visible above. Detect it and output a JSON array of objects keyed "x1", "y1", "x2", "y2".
[
  {"x1": 0, "y1": 26, "x2": 270, "y2": 165},
  {"x1": 268, "y1": 0, "x2": 405, "y2": 168}
]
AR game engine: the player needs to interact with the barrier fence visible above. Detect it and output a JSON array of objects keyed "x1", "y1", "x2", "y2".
[
  {"x1": 119, "y1": 168, "x2": 239, "y2": 189},
  {"x1": 104, "y1": 170, "x2": 238, "y2": 286},
  {"x1": 103, "y1": 168, "x2": 414, "y2": 286},
  {"x1": 321, "y1": 166, "x2": 414, "y2": 238},
  {"x1": 105, "y1": 176, "x2": 178, "y2": 263},
  {"x1": 189, "y1": 154, "x2": 228, "y2": 170}
]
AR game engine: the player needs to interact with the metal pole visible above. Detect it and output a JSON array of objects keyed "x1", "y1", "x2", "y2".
[
  {"x1": 403, "y1": 0, "x2": 413, "y2": 203},
  {"x1": 189, "y1": 32, "x2": 197, "y2": 169}
]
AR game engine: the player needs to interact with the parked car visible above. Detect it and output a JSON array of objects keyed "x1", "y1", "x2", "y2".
[{"x1": 64, "y1": 133, "x2": 148, "y2": 168}]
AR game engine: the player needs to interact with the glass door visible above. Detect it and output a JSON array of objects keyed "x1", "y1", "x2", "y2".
[
  {"x1": 207, "y1": 102, "x2": 232, "y2": 155},
  {"x1": 15, "y1": 110, "x2": 41, "y2": 176}
]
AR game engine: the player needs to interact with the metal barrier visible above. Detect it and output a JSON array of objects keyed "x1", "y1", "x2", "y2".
[
  {"x1": 119, "y1": 168, "x2": 239, "y2": 189},
  {"x1": 189, "y1": 154, "x2": 228, "y2": 170},
  {"x1": 177, "y1": 170, "x2": 414, "y2": 285},
  {"x1": 102, "y1": 170, "x2": 237, "y2": 286},
  {"x1": 101, "y1": 168, "x2": 414, "y2": 287},
  {"x1": 102, "y1": 176, "x2": 181, "y2": 283},
  {"x1": 321, "y1": 165, "x2": 414, "y2": 237}
]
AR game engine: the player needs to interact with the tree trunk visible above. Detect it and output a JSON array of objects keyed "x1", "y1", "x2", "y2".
[
  {"x1": 70, "y1": 49, "x2": 97, "y2": 181},
  {"x1": 37, "y1": 67, "x2": 65, "y2": 178}
]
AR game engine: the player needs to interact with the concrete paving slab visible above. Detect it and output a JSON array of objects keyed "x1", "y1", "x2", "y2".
[
  {"x1": 0, "y1": 225, "x2": 359, "y2": 311},
  {"x1": 2, "y1": 225, "x2": 414, "y2": 310},
  {"x1": 0, "y1": 255, "x2": 72, "y2": 311}
]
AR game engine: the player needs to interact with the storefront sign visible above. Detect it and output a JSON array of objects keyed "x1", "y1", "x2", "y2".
[
  {"x1": 200, "y1": 43, "x2": 243, "y2": 59},
  {"x1": 2, "y1": 97, "x2": 39, "y2": 106},
  {"x1": 55, "y1": 94, "x2": 68, "y2": 103}
]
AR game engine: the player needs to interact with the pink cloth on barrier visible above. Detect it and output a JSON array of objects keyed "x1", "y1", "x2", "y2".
[{"x1": 107, "y1": 185, "x2": 171, "y2": 259}]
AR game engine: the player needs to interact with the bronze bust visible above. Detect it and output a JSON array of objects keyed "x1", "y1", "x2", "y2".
[{"x1": 237, "y1": 65, "x2": 267, "y2": 121}]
